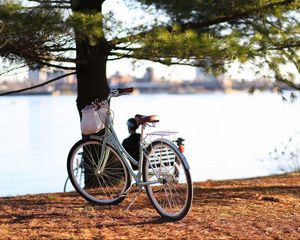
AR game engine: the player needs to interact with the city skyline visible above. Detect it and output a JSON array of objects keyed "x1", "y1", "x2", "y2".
[
  {"x1": 1, "y1": 59, "x2": 299, "y2": 86},
  {"x1": 0, "y1": 60, "x2": 265, "y2": 83}
]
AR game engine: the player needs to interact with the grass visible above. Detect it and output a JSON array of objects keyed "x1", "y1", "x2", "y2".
[{"x1": 0, "y1": 173, "x2": 300, "y2": 239}]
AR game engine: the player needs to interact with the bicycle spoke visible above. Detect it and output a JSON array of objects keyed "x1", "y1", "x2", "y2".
[
  {"x1": 143, "y1": 141, "x2": 192, "y2": 220},
  {"x1": 67, "y1": 139, "x2": 130, "y2": 205}
]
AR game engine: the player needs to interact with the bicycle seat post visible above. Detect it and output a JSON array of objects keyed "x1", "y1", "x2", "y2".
[{"x1": 140, "y1": 123, "x2": 146, "y2": 139}]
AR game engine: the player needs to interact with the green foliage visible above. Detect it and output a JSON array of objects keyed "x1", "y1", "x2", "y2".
[
  {"x1": 66, "y1": 12, "x2": 104, "y2": 46},
  {"x1": 136, "y1": 0, "x2": 297, "y2": 23},
  {"x1": 0, "y1": 2, "x2": 71, "y2": 67},
  {"x1": 128, "y1": 0, "x2": 299, "y2": 83},
  {"x1": 0, "y1": 0, "x2": 299, "y2": 87}
]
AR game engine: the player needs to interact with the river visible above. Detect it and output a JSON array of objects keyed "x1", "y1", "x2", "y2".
[{"x1": 0, "y1": 92, "x2": 300, "y2": 196}]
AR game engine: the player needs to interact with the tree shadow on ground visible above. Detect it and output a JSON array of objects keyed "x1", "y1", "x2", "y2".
[
  {"x1": 1, "y1": 212, "x2": 67, "y2": 224},
  {"x1": 96, "y1": 217, "x2": 170, "y2": 228},
  {"x1": 2, "y1": 178, "x2": 299, "y2": 229},
  {"x1": 193, "y1": 185, "x2": 300, "y2": 206}
]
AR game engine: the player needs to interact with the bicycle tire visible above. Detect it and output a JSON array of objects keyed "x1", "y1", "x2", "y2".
[
  {"x1": 143, "y1": 140, "x2": 193, "y2": 220},
  {"x1": 67, "y1": 138, "x2": 131, "y2": 205}
]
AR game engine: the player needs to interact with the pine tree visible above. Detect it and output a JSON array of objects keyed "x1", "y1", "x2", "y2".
[{"x1": 0, "y1": 0, "x2": 299, "y2": 111}]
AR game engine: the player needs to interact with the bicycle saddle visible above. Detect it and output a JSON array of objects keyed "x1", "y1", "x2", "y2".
[{"x1": 135, "y1": 114, "x2": 159, "y2": 126}]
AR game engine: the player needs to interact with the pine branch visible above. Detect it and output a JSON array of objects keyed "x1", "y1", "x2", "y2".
[
  {"x1": 47, "y1": 48, "x2": 76, "y2": 52},
  {"x1": 110, "y1": 0, "x2": 296, "y2": 46},
  {"x1": 108, "y1": 51, "x2": 215, "y2": 67},
  {"x1": 36, "y1": 61, "x2": 76, "y2": 70},
  {"x1": 0, "y1": 40, "x2": 8, "y2": 49},
  {"x1": 0, "y1": 64, "x2": 28, "y2": 76},
  {"x1": 28, "y1": 0, "x2": 71, "y2": 5},
  {"x1": 178, "y1": 0, "x2": 295, "y2": 31},
  {"x1": 0, "y1": 71, "x2": 76, "y2": 96}
]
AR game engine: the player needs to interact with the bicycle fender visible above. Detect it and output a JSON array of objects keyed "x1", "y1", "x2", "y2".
[
  {"x1": 89, "y1": 135, "x2": 103, "y2": 141},
  {"x1": 152, "y1": 138, "x2": 191, "y2": 170}
]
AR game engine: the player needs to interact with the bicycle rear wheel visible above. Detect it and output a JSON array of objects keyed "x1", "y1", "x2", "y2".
[
  {"x1": 143, "y1": 140, "x2": 193, "y2": 221},
  {"x1": 67, "y1": 138, "x2": 131, "y2": 205}
]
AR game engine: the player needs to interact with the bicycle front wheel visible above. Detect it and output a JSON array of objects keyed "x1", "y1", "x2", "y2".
[
  {"x1": 67, "y1": 138, "x2": 131, "y2": 205},
  {"x1": 143, "y1": 140, "x2": 193, "y2": 221}
]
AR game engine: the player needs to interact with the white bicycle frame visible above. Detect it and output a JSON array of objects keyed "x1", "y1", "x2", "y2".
[
  {"x1": 87, "y1": 90, "x2": 191, "y2": 192},
  {"x1": 89, "y1": 108, "x2": 161, "y2": 187}
]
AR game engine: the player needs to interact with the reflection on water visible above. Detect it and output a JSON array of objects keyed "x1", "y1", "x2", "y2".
[{"x1": 0, "y1": 93, "x2": 300, "y2": 196}]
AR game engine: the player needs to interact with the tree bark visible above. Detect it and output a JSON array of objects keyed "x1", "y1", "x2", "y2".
[
  {"x1": 75, "y1": 38, "x2": 110, "y2": 114},
  {"x1": 71, "y1": 0, "x2": 110, "y2": 116},
  {"x1": 70, "y1": 1, "x2": 119, "y2": 189}
]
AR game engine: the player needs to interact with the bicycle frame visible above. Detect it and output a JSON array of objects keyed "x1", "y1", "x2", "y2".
[
  {"x1": 67, "y1": 88, "x2": 193, "y2": 220},
  {"x1": 89, "y1": 108, "x2": 159, "y2": 188}
]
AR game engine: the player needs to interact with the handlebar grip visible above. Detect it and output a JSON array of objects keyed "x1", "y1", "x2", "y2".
[{"x1": 117, "y1": 87, "x2": 134, "y2": 94}]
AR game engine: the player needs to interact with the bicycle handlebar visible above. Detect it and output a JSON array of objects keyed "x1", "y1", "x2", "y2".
[
  {"x1": 117, "y1": 87, "x2": 134, "y2": 94},
  {"x1": 110, "y1": 87, "x2": 134, "y2": 97}
]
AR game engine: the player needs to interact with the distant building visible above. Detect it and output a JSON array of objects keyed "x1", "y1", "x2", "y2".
[
  {"x1": 48, "y1": 70, "x2": 77, "y2": 93},
  {"x1": 28, "y1": 65, "x2": 48, "y2": 85},
  {"x1": 135, "y1": 67, "x2": 157, "y2": 83},
  {"x1": 109, "y1": 67, "x2": 157, "y2": 86},
  {"x1": 47, "y1": 69, "x2": 76, "y2": 83},
  {"x1": 109, "y1": 71, "x2": 134, "y2": 85},
  {"x1": 195, "y1": 67, "x2": 217, "y2": 82},
  {"x1": 143, "y1": 67, "x2": 154, "y2": 82},
  {"x1": 195, "y1": 67, "x2": 224, "y2": 90},
  {"x1": 28, "y1": 66, "x2": 77, "y2": 93}
]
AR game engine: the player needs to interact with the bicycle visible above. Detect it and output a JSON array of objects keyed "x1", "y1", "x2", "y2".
[
  {"x1": 63, "y1": 139, "x2": 186, "y2": 191},
  {"x1": 66, "y1": 88, "x2": 193, "y2": 221}
]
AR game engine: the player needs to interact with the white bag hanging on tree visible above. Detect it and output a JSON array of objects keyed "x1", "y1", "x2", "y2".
[{"x1": 80, "y1": 104, "x2": 107, "y2": 135}]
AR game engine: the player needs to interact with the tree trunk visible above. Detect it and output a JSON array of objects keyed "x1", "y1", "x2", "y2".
[
  {"x1": 71, "y1": 0, "x2": 110, "y2": 116},
  {"x1": 71, "y1": 1, "x2": 118, "y2": 189},
  {"x1": 75, "y1": 38, "x2": 110, "y2": 115}
]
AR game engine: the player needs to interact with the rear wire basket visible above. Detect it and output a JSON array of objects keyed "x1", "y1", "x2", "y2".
[
  {"x1": 145, "y1": 131, "x2": 179, "y2": 143},
  {"x1": 143, "y1": 130, "x2": 183, "y2": 187},
  {"x1": 144, "y1": 130, "x2": 179, "y2": 166}
]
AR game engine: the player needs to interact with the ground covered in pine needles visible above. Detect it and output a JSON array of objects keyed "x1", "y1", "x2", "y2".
[{"x1": 0, "y1": 173, "x2": 300, "y2": 239}]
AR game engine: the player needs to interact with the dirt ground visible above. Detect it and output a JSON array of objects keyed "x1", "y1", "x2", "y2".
[{"x1": 0, "y1": 173, "x2": 300, "y2": 240}]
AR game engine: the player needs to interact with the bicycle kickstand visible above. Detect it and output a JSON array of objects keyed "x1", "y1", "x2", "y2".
[{"x1": 125, "y1": 186, "x2": 144, "y2": 211}]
